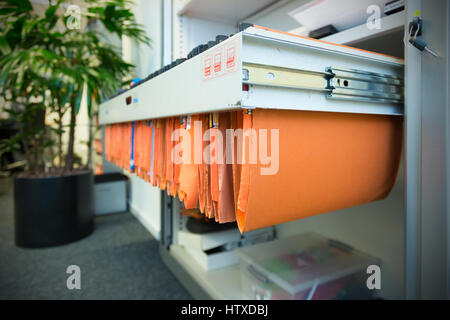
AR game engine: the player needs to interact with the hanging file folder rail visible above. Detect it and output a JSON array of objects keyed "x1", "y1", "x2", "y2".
[
  {"x1": 99, "y1": 26, "x2": 404, "y2": 125},
  {"x1": 100, "y1": 26, "x2": 404, "y2": 233}
]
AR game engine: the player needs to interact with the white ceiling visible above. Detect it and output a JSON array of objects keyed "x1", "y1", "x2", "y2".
[{"x1": 179, "y1": 0, "x2": 278, "y2": 24}]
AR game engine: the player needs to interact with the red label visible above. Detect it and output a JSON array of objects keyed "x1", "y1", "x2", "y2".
[
  {"x1": 226, "y1": 46, "x2": 235, "y2": 69},
  {"x1": 202, "y1": 39, "x2": 238, "y2": 81},
  {"x1": 214, "y1": 52, "x2": 222, "y2": 73},
  {"x1": 204, "y1": 56, "x2": 212, "y2": 77}
]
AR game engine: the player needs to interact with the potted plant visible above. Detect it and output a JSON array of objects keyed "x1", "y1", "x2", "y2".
[{"x1": 0, "y1": 0, "x2": 149, "y2": 248}]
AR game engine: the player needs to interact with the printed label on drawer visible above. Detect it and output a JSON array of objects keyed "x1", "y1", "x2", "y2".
[
  {"x1": 202, "y1": 39, "x2": 238, "y2": 81},
  {"x1": 214, "y1": 52, "x2": 222, "y2": 72},
  {"x1": 203, "y1": 55, "x2": 212, "y2": 78},
  {"x1": 226, "y1": 46, "x2": 235, "y2": 69}
]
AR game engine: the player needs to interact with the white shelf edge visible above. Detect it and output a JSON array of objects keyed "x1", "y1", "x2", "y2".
[{"x1": 321, "y1": 11, "x2": 405, "y2": 45}]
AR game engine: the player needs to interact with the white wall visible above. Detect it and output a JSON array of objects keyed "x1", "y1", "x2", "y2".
[
  {"x1": 175, "y1": 16, "x2": 235, "y2": 58},
  {"x1": 120, "y1": 0, "x2": 165, "y2": 240},
  {"x1": 173, "y1": 0, "x2": 236, "y2": 59},
  {"x1": 129, "y1": 0, "x2": 163, "y2": 78}
]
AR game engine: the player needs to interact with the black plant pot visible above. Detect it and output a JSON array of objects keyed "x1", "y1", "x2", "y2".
[{"x1": 14, "y1": 170, "x2": 95, "y2": 248}]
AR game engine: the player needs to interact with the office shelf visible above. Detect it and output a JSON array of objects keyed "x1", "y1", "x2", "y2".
[{"x1": 321, "y1": 11, "x2": 404, "y2": 45}]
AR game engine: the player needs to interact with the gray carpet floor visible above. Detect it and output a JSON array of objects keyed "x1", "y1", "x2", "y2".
[{"x1": 0, "y1": 176, "x2": 192, "y2": 300}]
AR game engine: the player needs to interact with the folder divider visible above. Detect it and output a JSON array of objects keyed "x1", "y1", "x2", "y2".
[{"x1": 103, "y1": 109, "x2": 402, "y2": 233}]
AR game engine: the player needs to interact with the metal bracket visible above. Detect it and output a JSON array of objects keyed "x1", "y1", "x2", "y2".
[
  {"x1": 160, "y1": 190, "x2": 173, "y2": 248},
  {"x1": 326, "y1": 67, "x2": 404, "y2": 104},
  {"x1": 242, "y1": 63, "x2": 329, "y2": 92},
  {"x1": 242, "y1": 63, "x2": 404, "y2": 105}
]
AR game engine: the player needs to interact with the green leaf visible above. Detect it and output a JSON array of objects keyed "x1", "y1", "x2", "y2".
[
  {"x1": 45, "y1": 5, "x2": 57, "y2": 19},
  {"x1": 0, "y1": 37, "x2": 11, "y2": 55},
  {"x1": 74, "y1": 89, "x2": 83, "y2": 114},
  {"x1": 45, "y1": 0, "x2": 62, "y2": 19},
  {"x1": 0, "y1": 8, "x2": 17, "y2": 15},
  {"x1": 39, "y1": 48, "x2": 58, "y2": 61},
  {"x1": 20, "y1": 19, "x2": 37, "y2": 38},
  {"x1": 86, "y1": 85, "x2": 92, "y2": 117},
  {"x1": 60, "y1": 82, "x2": 73, "y2": 106},
  {"x1": 47, "y1": 16, "x2": 58, "y2": 29}
]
